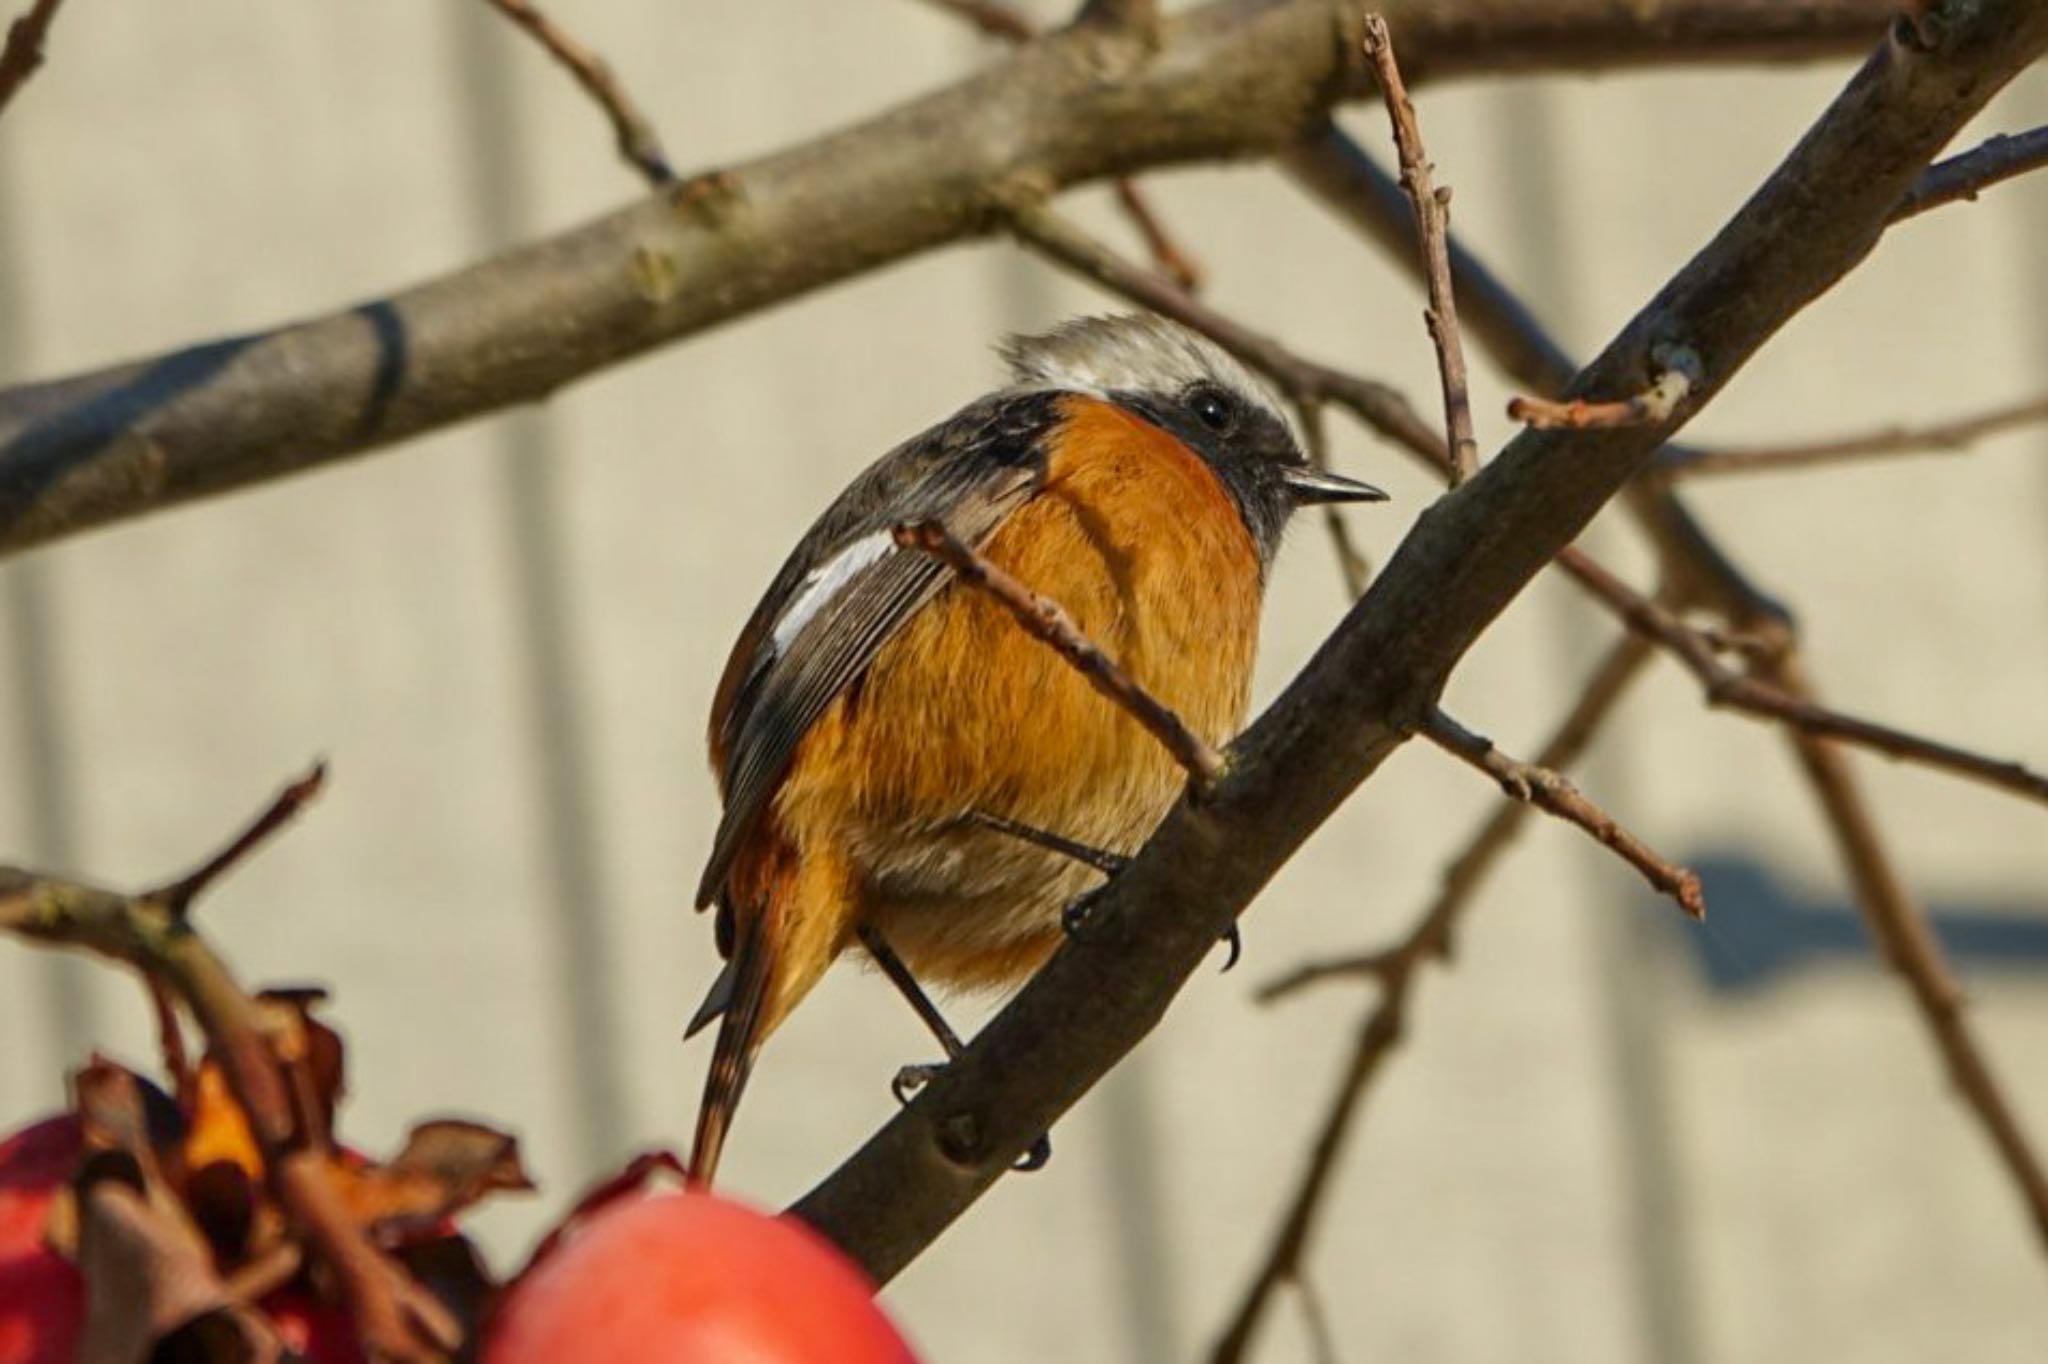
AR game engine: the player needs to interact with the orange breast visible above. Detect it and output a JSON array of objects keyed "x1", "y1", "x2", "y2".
[{"x1": 773, "y1": 394, "x2": 1264, "y2": 986}]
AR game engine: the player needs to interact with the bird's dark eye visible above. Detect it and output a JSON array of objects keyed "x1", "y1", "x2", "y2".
[{"x1": 1186, "y1": 384, "x2": 1237, "y2": 434}]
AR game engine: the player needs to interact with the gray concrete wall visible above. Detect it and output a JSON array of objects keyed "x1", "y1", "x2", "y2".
[{"x1": 1, "y1": 4, "x2": 2045, "y2": 1360}]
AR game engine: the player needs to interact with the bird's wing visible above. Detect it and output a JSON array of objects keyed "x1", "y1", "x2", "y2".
[{"x1": 695, "y1": 389, "x2": 1062, "y2": 910}]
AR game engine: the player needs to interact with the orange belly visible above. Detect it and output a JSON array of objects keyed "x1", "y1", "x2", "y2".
[{"x1": 770, "y1": 395, "x2": 1264, "y2": 991}]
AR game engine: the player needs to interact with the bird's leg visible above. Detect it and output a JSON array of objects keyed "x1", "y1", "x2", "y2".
[
  {"x1": 858, "y1": 923, "x2": 1051, "y2": 1172},
  {"x1": 962, "y1": 809, "x2": 1241, "y2": 971}
]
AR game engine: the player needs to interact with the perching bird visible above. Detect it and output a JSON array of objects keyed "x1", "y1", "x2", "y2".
[{"x1": 686, "y1": 314, "x2": 1386, "y2": 1184}]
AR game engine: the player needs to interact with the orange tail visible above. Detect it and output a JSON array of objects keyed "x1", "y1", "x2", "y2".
[{"x1": 687, "y1": 913, "x2": 778, "y2": 1188}]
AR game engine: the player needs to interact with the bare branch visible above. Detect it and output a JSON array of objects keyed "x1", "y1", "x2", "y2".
[
  {"x1": 1362, "y1": 17, "x2": 1478, "y2": 482},
  {"x1": 0, "y1": 0, "x2": 62, "y2": 119},
  {"x1": 0, "y1": 775, "x2": 460, "y2": 1361},
  {"x1": 0, "y1": 0, "x2": 1898, "y2": 560},
  {"x1": 1658, "y1": 390, "x2": 2048, "y2": 475},
  {"x1": 1768, "y1": 652, "x2": 2048, "y2": 1248},
  {"x1": 1506, "y1": 365, "x2": 1696, "y2": 430},
  {"x1": 1213, "y1": 633, "x2": 1653, "y2": 1359},
  {"x1": 918, "y1": 0, "x2": 1202, "y2": 289},
  {"x1": 1072, "y1": 0, "x2": 1159, "y2": 34},
  {"x1": 1111, "y1": 177, "x2": 1205, "y2": 291},
  {"x1": 1423, "y1": 706, "x2": 1704, "y2": 918},
  {"x1": 894, "y1": 520, "x2": 1227, "y2": 793},
  {"x1": 1892, "y1": 123, "x2": 2048, "y2": 222},
  {"x1": 481, "y1": 0, "x2": 675, "y2": 186},
  {"x1": 1283, "y1": 60, "x2": 2048, "y2": 1261},
  {"x1": 148, "y1": 762, "x2": 328, "y2": 912},
  {"x1": 1558, "y1": 552, "x2": 2048, "y2": 809},
  {"x1": 791, "y1": 3, "x2": 2048, "y2": 1280}
]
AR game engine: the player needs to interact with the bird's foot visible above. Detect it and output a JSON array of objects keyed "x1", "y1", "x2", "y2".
[{"x1": 1061, "y1": 887, "x2": 1104, "y2": 940}]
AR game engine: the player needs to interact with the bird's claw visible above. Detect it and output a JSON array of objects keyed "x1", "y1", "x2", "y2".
[
  {"x1": 891, "y1": 1062, "x2": 948, "y2": 1107},
  {"x1": 1062, "y1": 888, "x2": 1103, "y2": 940},
  {"x1": 1015, "y1": 1134, "x2": 1053, "y2": 1172},
  {"x1": 1219, "y1": 923, "x2": 1242, "y2": 972}
]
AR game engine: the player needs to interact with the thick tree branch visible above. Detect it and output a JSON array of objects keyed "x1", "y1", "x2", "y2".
[
  {"x1": 0, "y1": 0, "x2": 1894, "y2": 557},
  {"x1": 1214, "y1": 632, "x2": 1652, "y2": 1361},
  {"x1": 1289, "y1": 106, "x2": 2048, "y2": 1261},
  {"x1": 789, "y1": 2, "x2": 2048, "y2": 1281}
]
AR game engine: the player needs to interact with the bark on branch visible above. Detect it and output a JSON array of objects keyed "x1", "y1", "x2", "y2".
[
  {"x1": 787, "y1": 2, "x2": 2048, "y2": 1282},
  {"x1": 0, "y1": 0, "x2": 1892, "y2": 557}
]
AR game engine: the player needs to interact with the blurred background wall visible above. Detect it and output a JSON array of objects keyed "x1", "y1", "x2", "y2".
[{"x1": 1, "y1": 3, "x2": 2045, "y2": 1360}]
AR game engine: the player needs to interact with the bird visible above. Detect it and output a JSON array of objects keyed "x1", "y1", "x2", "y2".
[{"x1": 685, "y1": 313, "x2": 1387, "y2": 1184}]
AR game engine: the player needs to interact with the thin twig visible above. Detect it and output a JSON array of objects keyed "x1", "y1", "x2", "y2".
[
  {"x1": 914, "y1": 0, "x2": 1037, "y2": 41},
  {"x1": 0, "y1": 0, "x2": 61, "y2": 119},
  {"x1": 1296, "y1": 398, "x2": 1373, "y2": 598},
  {"x1": 149, "y1": 762, "x2": 329, "y2": 912},
  {"x1": 0, "y1": 770, "x2": 460, "y2": 1362},
  {"x1": 1892, "y1": 124, "x2": 2048, "y2": 223},
  {"x1": 1558, "y1": 553, "x2": 2048, "y2": 809},
  {"x1": 1072, "y1": 0, "x2": 1159, "y2": 34},
  {"x1": 1422, "y1": 707, "x2": 1705, "y2": 918},
  {"x1": 1212, "y1": 634, "x2": 1653, "y2": 1359},
  {"x1": 893, "y1": 520, "x2": 1228, "y2": 792},
  {"x1": 1281, "y1": 93, "x2": 2048, "y2": 1268},
  {"x1": 481, "y1": 0, "x2": 676, "y2": 186},
  {"x1": 1507, "y1": 367, "x2": 1695, "y2": 431},
  {"x1": 1112, "y1": 178, "x2": 1204, "y2": 291},
  {"x1": 1768, "y1": 651, "x2": 2048, "y2": 1248},
  {"x1": 1362, "y1": 16, "x2": 1478, "y2": 482},
  {"x1": 1658, "y1": 390, "x2": 2048, "y2": 476}
]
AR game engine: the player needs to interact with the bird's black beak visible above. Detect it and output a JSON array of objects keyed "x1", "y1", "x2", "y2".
[{"x1": 1281, "y1": 466, "x2": 1389, "y2": 505}]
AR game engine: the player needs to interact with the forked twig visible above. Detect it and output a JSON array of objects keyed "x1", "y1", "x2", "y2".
[
  {"x1": 1213, "y1": 634, "x2": 1655, "y2": 1360},
  {"x1": 893, "y1": 521, "x2": 1227, "y2": 792},
  {"x1": 0, "y1": 768, "x2": 460, "y2": 1361},
  {"x1": 1558, "y1": 552, "x2": 2048, "y2": 809}
]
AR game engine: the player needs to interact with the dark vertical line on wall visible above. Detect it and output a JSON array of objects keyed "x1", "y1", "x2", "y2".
[
  {"x1": 0, "y1": 154, "x2": 99, "y2": 1057},
  {"x1": 449, "y1": 11, "x2": 630, "y2": 1171},
  {"x1": 1000, "y1": 247, "x2": 1184, "y2": 1359},
  {"x1": 1489, "y1": 85, "x2": 1705, "y2": 1364}
]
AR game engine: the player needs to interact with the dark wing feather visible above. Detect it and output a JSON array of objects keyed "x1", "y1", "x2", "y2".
[{"x1": 695, "y1": 390, "x2": 1062, "y2": 909}]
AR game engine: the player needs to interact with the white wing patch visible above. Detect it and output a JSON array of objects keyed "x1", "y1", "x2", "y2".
[{"x1": 770, "y1": 530, "x2": 896, "y2": 650}]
